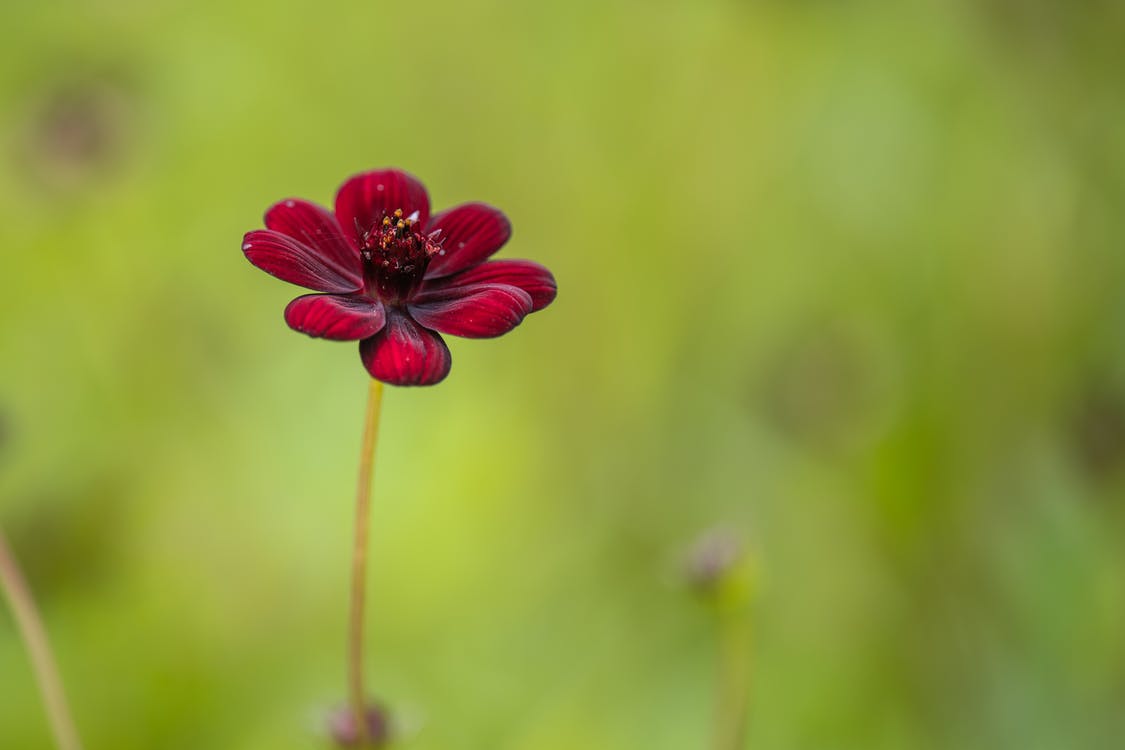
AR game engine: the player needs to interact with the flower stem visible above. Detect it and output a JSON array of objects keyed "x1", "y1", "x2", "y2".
[
  {"x1": 713, "y1": 612, "x2": 751, "y2": 750},
  {"x1": 348, "y1": 378, "x2": 385, "y2": 746},
  {"x1": 0, "y1": 528, "x2": 84, "y2": 750}
]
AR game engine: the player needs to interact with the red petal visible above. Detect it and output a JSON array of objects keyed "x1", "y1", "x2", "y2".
[
  {"x1": 424, "y1": 203, "x2": 511, "y2": 279},
  {"x1": 242, "y1": 230, "x2": 362, "y2": 293},
  {"x1": 421, "y1": 259, "x2": 556, "y2": 312},
  {"x1": 335, "y1": 169, "x2": 430, "y2": 250},
  {"x1": 265, "y1": 199, "x2": 359, "y2": 274},
  {"x1": 359, "y1": 310, "x2": 451, "y2": 386},
  {"x1": 284, "y1": 294, "x2": 386, "y2": 340},
  {"x1": 410, "y1": 283, "x2": 532, "y2": 339}
]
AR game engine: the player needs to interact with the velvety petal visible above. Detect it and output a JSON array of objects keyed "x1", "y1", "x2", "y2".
[
  {"x1": 421, "y1": 259, "x2": 556, "y2": 312},
  {"x1": 265, "y1": 198, "x2": 359, "y2": 273},
  {"x1": 359, "y1": 310, "x2": 451, "y2": 386},
  {"x1": 424, "y1": 203, "x2": 512, "y2": 279},
  {"x1": 242, "y1": 230, "x2": 363, "y2": 293},
  {"x1": 284, "y1": 294, "x2": 386, "y2": 340},
  {"x1": 410, "y1": 283, "x2": 532, "y2": 339},
  {"x1": 335, "y1": 169, "x2": 430, "y2": 250}
]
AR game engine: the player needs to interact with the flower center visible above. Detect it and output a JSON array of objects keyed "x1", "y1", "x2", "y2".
[{"x1": 359, "y1": 208, "x2": 443, "y2": 302}]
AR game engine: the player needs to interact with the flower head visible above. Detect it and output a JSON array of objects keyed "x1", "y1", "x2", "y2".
[{"x1": 242, "y1": 169, "x2": 557, "y2": 385}]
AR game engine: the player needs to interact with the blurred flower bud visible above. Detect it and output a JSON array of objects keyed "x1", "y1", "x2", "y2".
[
  {"x1": 685, "y1": 529, "x2": 741, "y2": 589},
  {"x1": 16, "y1": 70, "x2": 139, "y2": 192},
  {"x1": 1072, "y1": 386, "x2": 1125, "y2": 481},
  {"x1": 328, "y1": 703, "x2": 392, "y2": 747},
  {"x1": 684, "y1": 528, "x2": 754, "y2": 611}
]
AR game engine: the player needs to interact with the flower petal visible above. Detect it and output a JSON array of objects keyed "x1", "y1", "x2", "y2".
[
  {"x1": 410, "y1": 283, "x2": 532, "y2": 339},
  {"x1": 265, "y1": 198, "x2": 359, "y2": 274},
  {"x1": 424, "y1": 203, "x2": 512, "y2": 279},
  {"x1": 335, "y1": 169, "x2": 430, "y2": 250},
  {"x1": 242, "y1": 230, "x2": 363, "y2": 293},
  {"x1": 421, "y1": 259, "x2": 557, "y2": 312},
  {"x1": 359, "y1": 310, "x2": 451, "y2": 386},
  {"x1": 284, "y1": 294, "x2": 386, "y2": 340}
]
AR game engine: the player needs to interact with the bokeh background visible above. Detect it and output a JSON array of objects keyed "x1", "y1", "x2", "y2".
[{"x1": 3, "y1": 0, "x2": 1125, "y2": 748}]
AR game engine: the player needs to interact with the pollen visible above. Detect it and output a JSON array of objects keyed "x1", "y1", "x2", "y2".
[{"x1": 360, "y1": 206, "x2": 445, "y2": 288}]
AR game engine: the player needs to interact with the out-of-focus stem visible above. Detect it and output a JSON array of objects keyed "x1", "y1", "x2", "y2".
[
  {"x1": 713, "y1": 611, "x2": 751, "y2": 750},
  {"x1": 0, "y1": 528, "x2": 84, "y2": 750},
  {"x1": 348, "y1": 378, "x2": 385, "y2": 746}
]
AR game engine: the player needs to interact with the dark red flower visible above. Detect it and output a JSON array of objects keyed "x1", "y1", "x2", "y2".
[{"x1": 242, "y1": 169, "x2": 556, "y2": 386}]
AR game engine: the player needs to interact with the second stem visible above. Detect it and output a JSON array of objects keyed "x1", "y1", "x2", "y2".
[
  {"x1": 0, "y1": 529, "x2": 84, "y2": 750},
  {"x1": 348, "y1": 378, "x2": 385, "y2": 746}
]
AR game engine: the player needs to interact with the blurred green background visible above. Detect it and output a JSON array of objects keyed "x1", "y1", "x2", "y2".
[{"x1": 3, "y1": 0, "x2": 1125, "y2": 748}]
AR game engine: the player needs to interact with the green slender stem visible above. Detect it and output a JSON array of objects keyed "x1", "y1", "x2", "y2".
[
  {"x1": 0, "y1": 528, "x2": 84, "y2": 750},
  {"x1": 714, "y1": 612, "x2": 750, "y2": 750},
  {"x1": 348, "y1": 378, "x2": 385, "y2": 746}
]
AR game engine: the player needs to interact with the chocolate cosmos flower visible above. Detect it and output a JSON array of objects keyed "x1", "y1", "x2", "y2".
[{"x1": 242, "y1": 169, "x2": 556, "y2": 385}]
